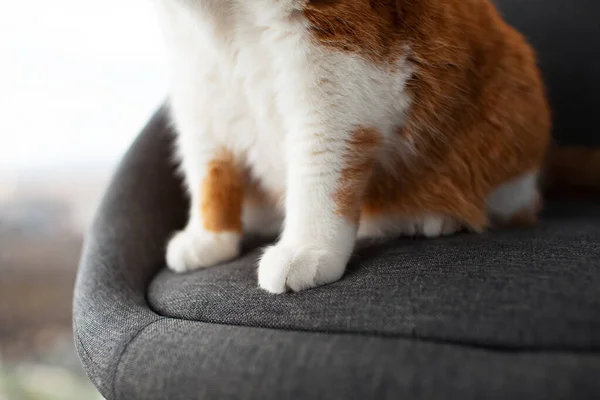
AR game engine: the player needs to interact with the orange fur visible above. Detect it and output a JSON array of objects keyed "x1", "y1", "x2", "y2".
[
  {"x1": 206, "y1": 1, "x2": 596, "y2": 234},
  {"x1": 162, "y1": 0, "x2": 600, "y2": 289},
  {"x1": 201, "y1": 153, "x2": 244, "y2": 233},
  {"x1": 334, "y1": 128, "x2": 382, "y2": 221},
  {"x1": 307, "y1": 0, "x2": 552, "y2": 230},
  {"x1": 304, "y1": 0, "x2": 402, "y2": 64}
]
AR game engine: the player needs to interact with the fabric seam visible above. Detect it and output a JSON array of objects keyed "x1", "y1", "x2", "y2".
[{"x1": 111, "y1": 317, "x2": 166, "y2": 400}]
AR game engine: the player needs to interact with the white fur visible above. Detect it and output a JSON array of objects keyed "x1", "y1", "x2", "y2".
[
  {"x1": 358, "y1": 214, "x2": 462, "y2": 239},
  {"x1": 167, "y1": 229, "x2": 240, "y2": 272},
  {"x1": 154, "y1": 0, "x2": 413, "y2": 292},
  {"x1": 356, "y1": 172, "x2": 539, "y2": 240},
  {"x1": 487, "y1": 171, "x2": 539, "y2": 222}
]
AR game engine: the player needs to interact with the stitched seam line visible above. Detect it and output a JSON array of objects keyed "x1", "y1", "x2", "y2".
[
  {"x1": 75, "y1": 330, "x2": 102, "y2": 377},
  {"x1": 111, "y1": 317, "x2": 166, "y2": 400}
]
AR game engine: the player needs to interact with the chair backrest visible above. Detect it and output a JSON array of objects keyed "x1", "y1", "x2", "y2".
[{"x1": 494, "y1": 0, "x2": 600, "y2": 146}]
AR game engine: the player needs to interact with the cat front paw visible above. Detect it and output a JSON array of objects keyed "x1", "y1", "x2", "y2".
[
  {"x1": 166, "y1": 229, "x2": 241, "y2": 273},
  {"x1": 258, "y1": 243, "x2": 348, "y2": 294}
]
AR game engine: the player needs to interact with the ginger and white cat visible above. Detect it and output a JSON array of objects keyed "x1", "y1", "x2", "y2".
[{"x1": 151, "y1": 0, "x2": 588, "y2": 293}]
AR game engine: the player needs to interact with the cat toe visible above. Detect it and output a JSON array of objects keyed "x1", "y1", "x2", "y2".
[
  {"x1": 166, "y1": 229, "x2": 241, "y2": 273},
  {"x1": 258, "y1": 243, "x2": 347, "y2": 294}
]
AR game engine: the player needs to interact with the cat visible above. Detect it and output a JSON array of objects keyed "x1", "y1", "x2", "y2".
[{"x1": 152, "y1": 0, "x2": 597, "y2": 294}]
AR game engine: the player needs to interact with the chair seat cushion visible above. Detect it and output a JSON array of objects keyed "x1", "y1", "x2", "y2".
[{"x1": 148, "y1": 200, "x2": 600, "y2": 351}]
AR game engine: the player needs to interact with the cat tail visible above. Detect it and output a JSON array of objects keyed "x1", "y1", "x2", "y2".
[{"x1": 541, "y1": 146, "x2": 600, "y2": 198}]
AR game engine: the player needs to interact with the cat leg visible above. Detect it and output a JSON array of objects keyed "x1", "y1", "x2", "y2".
[
  {"x1": 167, "y1": 146, "x2": 244, "y2": 273},
  {"x1": 258, "y1": 128, "x2": 380, "y2": 293}
]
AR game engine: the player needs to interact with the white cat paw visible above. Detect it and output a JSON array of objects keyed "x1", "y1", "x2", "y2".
[
  {"x1": 166, "y1": 229, "x2": 241, "y2": 273},
  {"x1": 258, "y1": 243, "x2": 348, "y2": 294},
  {"x1": 422, "y1": 216, "x2": 462, "y2": 237}
]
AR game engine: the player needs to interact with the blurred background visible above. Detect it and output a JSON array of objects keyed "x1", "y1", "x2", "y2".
[{"x1": 0, "y1": 1, "x2": 168, "y2": 398}]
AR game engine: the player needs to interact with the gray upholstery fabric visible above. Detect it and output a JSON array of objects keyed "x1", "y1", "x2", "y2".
[
  {"x1": 73, "y1": 107, "x2": 186, "y2": 397},
  {"x1": 149, "y1": 202, "x2": 600, "y2": 350},
  {"x1": 74, "y1": 0, "x2": 600, "y2": 399},
  {"x1": 74, "y1": 109, "x2": 600, "y2": 400},
  {"x1": 116, "y1": 320, "x2": 600, "y2": 400}
]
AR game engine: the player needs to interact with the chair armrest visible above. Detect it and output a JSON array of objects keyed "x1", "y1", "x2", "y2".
[{"x1": 73, "y1": 105, "x2": 186, "y2": 398}]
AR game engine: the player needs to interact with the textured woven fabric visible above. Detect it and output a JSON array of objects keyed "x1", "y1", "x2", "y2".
[
  {"x1": 74, "y1": 112, "x2": 600, "y2": 400},
  {"x1": 73, "y1": 0, "x2": 600, "y2": 398},
  {"x1": 149, "y1": 202, "x2": 600, "y2": 350},
  {"x1": 73, "y1": 107, "x2": 186, "y2": 397},
  {"x1": 74, "y1": 109, "x2": 600, "y2": 400},
  {"x1": 115, "y1": 320, "x2": 600, "y2": 400}
]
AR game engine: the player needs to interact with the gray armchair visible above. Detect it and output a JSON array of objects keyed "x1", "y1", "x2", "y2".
[{"x1": 74, "y1": 1, "x2": 600, "y2": 398}]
